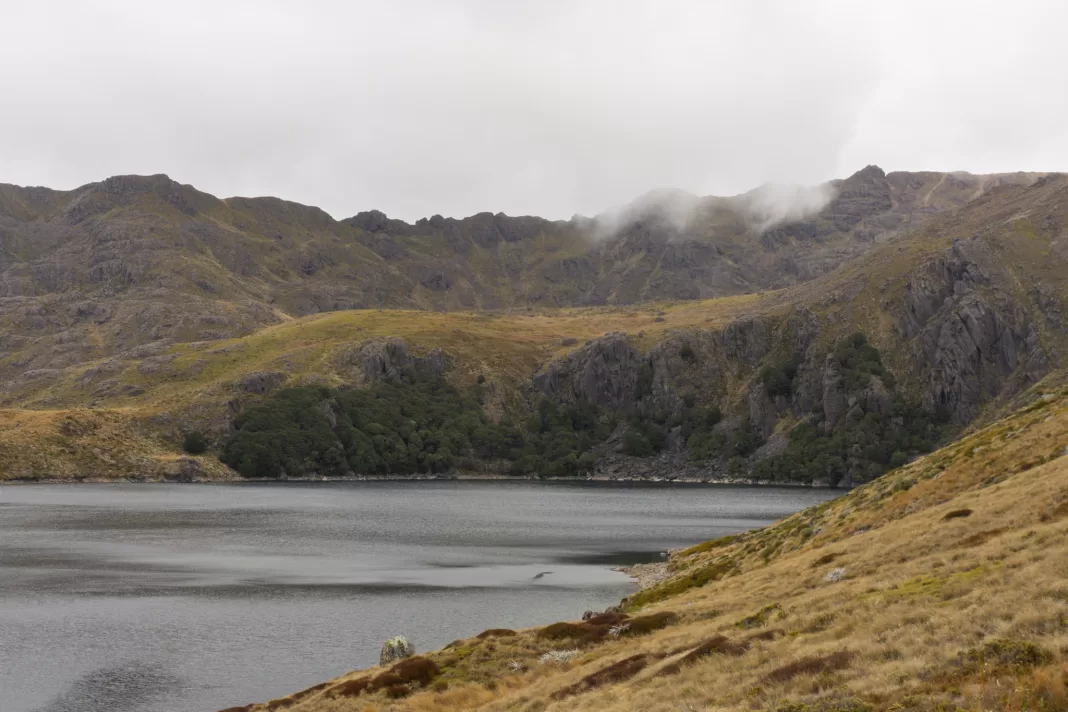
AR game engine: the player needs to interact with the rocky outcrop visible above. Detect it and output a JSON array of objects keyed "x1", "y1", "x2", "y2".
[
  {"x1": 340, "y1": 338, "x2": 451, "y2": 384},
  {"x1": 533, "y1": 333, "x2": 642, "y2": 410},
  {"x1": 236, "y1": 371, "x2": 287, "y2": 395},
  {"x1": 898, "y1": 239, "x2": 1047, "y2": 423},
  {"x1": 829, "y1": 165, "x2": 893, "y2": 232}
]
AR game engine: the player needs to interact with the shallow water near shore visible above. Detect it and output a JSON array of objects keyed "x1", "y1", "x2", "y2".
[{"x1": 0, "y1": 481, "x2": 837, "y2": 712}]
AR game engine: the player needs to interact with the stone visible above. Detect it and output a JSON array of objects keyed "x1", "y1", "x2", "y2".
[{"x1": 380, "y1": 636, "x2": 415, "y2": 666}]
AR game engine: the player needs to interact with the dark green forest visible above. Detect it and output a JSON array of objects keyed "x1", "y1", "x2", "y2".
[
  {"x1": 751, "y1": 334, "x2": 943, "y2": 486},
  {"x1": 218, "y1": 333, "x2": 943, "y2": 484}
]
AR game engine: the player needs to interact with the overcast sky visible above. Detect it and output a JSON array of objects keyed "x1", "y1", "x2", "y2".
[{"x1": 2, "y1": 1, "x2": 1066, "y2": 221}]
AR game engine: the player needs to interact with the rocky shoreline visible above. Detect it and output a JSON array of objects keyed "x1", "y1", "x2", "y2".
[{"x1": 615, "y1": 560, "x2": 673, "y2": 590}]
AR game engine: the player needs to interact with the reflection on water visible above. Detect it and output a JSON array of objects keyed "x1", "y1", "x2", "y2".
[{"x1": 0, "y1": 481, "x2": 837, "y2": 712}]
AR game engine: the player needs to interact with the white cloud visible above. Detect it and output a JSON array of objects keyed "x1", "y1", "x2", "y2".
[{"x1": 0, "y1": 1, "x2": 1064, "y2": 221}]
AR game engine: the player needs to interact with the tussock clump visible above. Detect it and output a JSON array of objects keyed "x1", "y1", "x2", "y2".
[
  {"x1": 583, "y1": 611, "x2": 629, "y2": 626},
  {"x1": 811, "y1": 552, "x2": 841, "y2": 567},
  {"x1": 943, "y1": 508, "x2": 973, "y2": 520},
  {"x1": 537, "y1": 621, "x2": 609, "y2": 644},
  {"x1": 625, "y1": 611, "x2": 678, "y2": 635},
  {"x1": 960, "y1": 639, "x2": 1052, "y2": 671},
  {"x1": 329, "y1": 656, "x2": 440, "y2": 700},
  {"x1": 765, "y1": 651, "x2": 853, "y2": 683},
  {"x1": 388, "y1": 656, "x2": 441, "y2": 687},
  {"x1": 775, "y1": 695, "x2": 873, "y2": 712},
  {"x1": 957, "y1": 528, "x2": 1009, "y2": 547},
  {"x1": 534, "y1": 614, "x2": 675, "y2": 644},
  {"x1": 384, "y1": 683, "x2": 410, "y2": 698},
  {"x1": 552, "y1": 654, "x2": 654, "y2": 699},
  {"x1": 329, "y1": 678, "x2": 371, "y2": 698},
  {"x1": 540, "y1": 649, "x2": 580, "y2": 665},
  {"x1": 286, "y1": 682, "x2": 328, "y2": 703},
  {"x1": 746, "y1": 627, "x2": 785, "y2": 642},
  {"x1": 476, "y1": 628, "x2": 517, "y2": 639},
  {"x1": 657, "y1": 635, "x2": 749, "y2": 676},
  {"x1": 737, "y1": 603, "x2": 782, "y2": 629}
]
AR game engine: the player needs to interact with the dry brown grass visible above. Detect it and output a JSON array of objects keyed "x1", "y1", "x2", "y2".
[
  {"x1": 221, "y1": 385, "x2": 1068, "y2": 712},
  {"x1": 0, "y1": 407, "x2": 230, "y2": 481}
]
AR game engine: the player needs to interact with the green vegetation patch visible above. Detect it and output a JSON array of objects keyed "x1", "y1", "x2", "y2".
[
  {"x1": 221, "y1": 375, "x2": 618, "y2": 478},
  {"x1": 679, "y1": 534, "x2": 739, "y2": 557},
  {"x1": 753, "y1": 334, "x2": 944, "y2": 486},
  {"x1": 626, "y1": 560, "x2": 735, "y2": 609},
  {"x1": 221, "y1": 376, "x2": 521, "y2": 477},
  {"x1": 736, "y1": 603, "x2": 783, "y2": 629},
  {"x1": 959, "y1": 638, "x2": 1052, "y2": 672}
]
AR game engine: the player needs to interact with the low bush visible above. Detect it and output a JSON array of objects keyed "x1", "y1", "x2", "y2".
[
  {"x1": 182, "y1": 431, "x2": 208, "y2": 455},
  {"x1": 960, "y1": 639, "x2": 1052, "y2": 671}
]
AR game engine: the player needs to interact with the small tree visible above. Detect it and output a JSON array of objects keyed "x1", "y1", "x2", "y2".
[{"x1": 182, "y1": 431, "x2": 208, "y2": 455}]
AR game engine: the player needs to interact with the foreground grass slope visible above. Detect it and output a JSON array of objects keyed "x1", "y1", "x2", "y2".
[{"x1": 225, "y1": 383, "x2": 1068, "y2": 712}]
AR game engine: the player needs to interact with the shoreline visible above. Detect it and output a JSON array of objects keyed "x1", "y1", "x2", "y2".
[{"x1": 2, "y1": 472, "x2": 838, "y2": 488}]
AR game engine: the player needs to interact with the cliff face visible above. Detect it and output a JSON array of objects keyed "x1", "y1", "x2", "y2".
[{"x1": 522, "y1": 176, "x2": 1068, "y2": 484}]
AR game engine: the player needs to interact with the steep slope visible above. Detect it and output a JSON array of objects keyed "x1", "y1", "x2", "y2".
[{"x1": 215, "y1": 378, "x2": 1068, "y2": 712}]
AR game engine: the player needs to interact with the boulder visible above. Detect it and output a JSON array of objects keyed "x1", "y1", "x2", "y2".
[{"x1": 380, "y1": 636, "x2": 415, "y2": 666}]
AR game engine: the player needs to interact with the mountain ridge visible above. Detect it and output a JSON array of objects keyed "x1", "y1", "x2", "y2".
[{"x1": 1, "y1": 167, "x2": 1066, "y2": 483}]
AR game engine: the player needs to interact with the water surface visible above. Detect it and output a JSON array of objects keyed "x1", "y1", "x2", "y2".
[{"x1": 0, "y1": 481, "x2": 837, "y2": 712}]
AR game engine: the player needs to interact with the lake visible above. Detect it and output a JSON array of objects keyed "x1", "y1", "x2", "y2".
[{"x1": 0, "y1": 481, "x2": 838, "y2": 712}]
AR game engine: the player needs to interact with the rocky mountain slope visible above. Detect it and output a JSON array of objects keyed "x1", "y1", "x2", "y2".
[
  {"x1": 215, "y1": 379, "x2": 1068, "y2": 712},
  {"x1": 0, "y1": 168, "x2": 1065, "y2": 482},
  {"x1": 0, "y1": 166, "x2": 1040, "y2": 378}
]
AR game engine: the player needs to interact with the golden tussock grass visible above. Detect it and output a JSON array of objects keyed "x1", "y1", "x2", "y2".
[{"x1": 227, "y1": 386, "x2": 1068, "y2": 712}]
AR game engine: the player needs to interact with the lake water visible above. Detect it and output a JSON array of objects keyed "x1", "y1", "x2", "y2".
[{"x1": 0, "y1": 481, "x2": 837, "y2": 712}]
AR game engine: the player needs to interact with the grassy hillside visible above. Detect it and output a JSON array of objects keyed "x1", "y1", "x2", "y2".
[
  {"x1": 220, "y1": 382, "x2": 1068, "y2": 712},
  {"x1": 0, "y1": 293, "x2": 770, "y2": 480}
]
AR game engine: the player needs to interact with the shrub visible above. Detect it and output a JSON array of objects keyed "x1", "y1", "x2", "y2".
[
  {"x1": 622, "y1": 429, "x2": 655, "y2": 457},
  {"x1": 943, "y1": 508, "x2": 973, "y2": 520},
  {"x1": 960, "y1": 639, "x2": 1052, "y2": 671},
  {"x1": 760, "y1": 356, "x2": 801, "y2": 397},
  {"x1": 182, "y1": 431, "x2": 208, "y2": 455}
]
